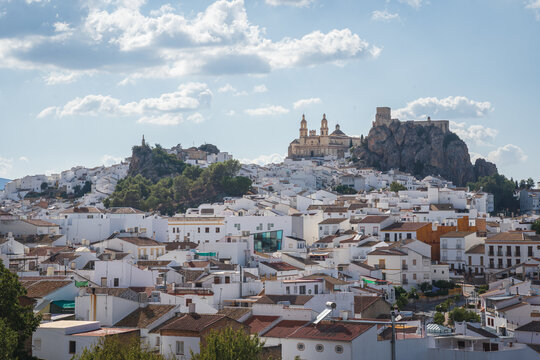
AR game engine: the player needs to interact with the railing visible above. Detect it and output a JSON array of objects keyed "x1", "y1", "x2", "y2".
[
  {"x1": 402, "y1": 264, "x2": 408, "y2": 270},
  {"x1": 488, "y1": 251, "x2": 494, "y2": 256},
  {"x1": 402, "y1": 279, "x2": 408, "y2": 285},
  {"x1": 506, "y1": 251, "x2": 512, "y2": 256},
  {"x1": 497, "y1": 251, "x2": 503, "y2": 256}
]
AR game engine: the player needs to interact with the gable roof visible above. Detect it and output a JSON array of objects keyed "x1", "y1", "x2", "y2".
[
  {"x1": 263, "y1": 320, "x2": 309, "y2": 338},
  {"x1": 116, "y1": 237, "x2": 162, "y2": 246},
  {"x1": 255, "y1": 295, "x2": 313, "y2": 305},
  {"x1": 244, "y1": 315, "x2": 280, "y2": 334},
  {"x1": 115, "y1": 305, "x2": 176, "y2": 328},
  {"x1": 381, "y1": 222, "x2": 431, "y2": 232},
  {"x1": 319, "y1": 218, "x2": 348, "y2": 225},
  {"x1": 159, "y1": 313, "x2": 229, "y2": 333},
  {"x1": 354, "y1": 296, "x2": 382, "y2": 314},
  {"x1": 465, "y1": 244, "x2": 485, "y2": 254},
  {"x1": 441, "y1": 231, "x2": 475, "y2": 238},
  {"x1": 260, "y1": 261, "x2": 300, "y2": 272},
  {"x1": 21, "y1": 279, "x2": 72, "y2": 298},
  {"x1": 217, "y1": 307, "x2": 252, "y2": 321},
  {"x1": 515, "y1": 321, "x2": 540, "y2": 332},
  {"x1": 288, "y1": 321, "x2": 374, "y2": 341},
  {"x1": 355, "y1": 215, "x2": 390, "y2": 224}
]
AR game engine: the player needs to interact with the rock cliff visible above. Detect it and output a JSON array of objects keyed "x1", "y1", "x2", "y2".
[{"x1": 352, "y1": 121, "x2": 497, "y2": 186}]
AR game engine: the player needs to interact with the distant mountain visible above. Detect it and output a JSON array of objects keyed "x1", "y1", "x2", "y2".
[
  {"x1": 352, "y1": 121, "x2": 498, "y2": 186},
  {"x1": 0, "y1": 178, "x2": 10, "y2": 190}
]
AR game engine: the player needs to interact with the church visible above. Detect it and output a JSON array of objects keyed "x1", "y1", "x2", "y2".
[{"x1": 287, "y1": 114, "x2": 362, "y2": 159}]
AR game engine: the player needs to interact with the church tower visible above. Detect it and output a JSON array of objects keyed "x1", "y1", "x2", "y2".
[
  {"x1": 299, "y1": 114, "x2": 308, "y2": 137},
  {"x1": 320, "y1": 113, "x2": 328, "y2": 136}
]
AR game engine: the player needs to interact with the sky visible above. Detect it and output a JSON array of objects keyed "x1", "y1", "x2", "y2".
[{"x1": 0, "y1": 0, "x2": 539, "y2": 183}]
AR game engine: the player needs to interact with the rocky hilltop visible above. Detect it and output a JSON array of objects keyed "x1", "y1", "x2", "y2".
[{"x1": 352, "y1": 121, "x2": 497, "y2": 186}]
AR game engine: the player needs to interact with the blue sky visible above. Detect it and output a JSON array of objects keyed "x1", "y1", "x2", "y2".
[{"x1": 0, "y1": 0, "x2": 539, "y2": 182}]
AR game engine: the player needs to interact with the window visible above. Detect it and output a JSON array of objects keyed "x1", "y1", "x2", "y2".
[
  {"x1": 406, "y1": 233, "x2": 412, "y2": 239},
  {"x1": 100, "y1": 277, "x2": 107, "y2": 287},
  {"x1": 205, "y1": 227, "x2": 210, "y2": 233},
  {"x1": 198, "y1": 227, "x2": 201, "y2": 233},
  {"x1": 155, "y1": 337, "x2": 160, "y2": 347},
  {"x1": 385, "y1": 233, "x2": 390, "y2": 241},
  {"x1": 172, "y1": 228, "x2": 176, "y2": 233},
  {"x1": 528, "y1": 246, "x2": 533, "y2": 257},
  {"x1": 413, "y1": 273, "x2": 417, "y2": 280},
  {"x1": 69, "y1": 341, "x2": 76, "y2": 354},
  {"x1": 299, "y1": 285, "x2": 306, "y2": 294},
  {"x1": 315, "y1": 344, "x2": 324, "y2": 352},
  {"x1": 34, "y1": 339, "x2": 41, "y2": 351},
  {"x1": 297, "y1": 343, "x2": 305, "y2": 351},
  {"x1": 216, "y1": 227, "x2": 220, "y2": 233},
  {"x1": 413, "y1": 259, "x2": 417, "y2": 266},
  {"x1": 335, "y1": 345, "x2": 344, "y2": 354},
  {"x1": 314, "y1": 284, "x2": 319, "y2": 294},
  {"x1": 186, "y1": 298, "x2": 192, "y2": 307},
  {"x1": 286, "y1": 286, "x2": 290, "y2": 295},
  {"x1": 113, "y1": 278, "x2": 119, "y2": 287},
  {"x1": 176, "y1": 341, "x2": 184, "y2": 355}
]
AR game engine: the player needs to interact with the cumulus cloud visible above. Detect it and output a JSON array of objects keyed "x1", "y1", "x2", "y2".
[
  {"x1": 38, "y1": 82, "x2": 212, "y2": 125},
  {"x1": 372, "y1": 10, "x2": 400, "y2": 22},
  {"x1": 18, "y1": 156, "x2": 29, "y2": 162},
  {"x1": 450, "y1": 122, "x2": 498, "y2": 146},
  {"x1": 0, "y1": 0, "x2": 379, "y2": 82},
  {"x1": 265, "y1": 0, "x2": 315, "y2": 7},
  {"x1": 218, "y1": 83, "x2": 236, "y2": 93},
  {"x1": 101, "y1": 154, "x2": 123, "y2": 166},
  {"x1": 43, "y1": 71, "x2": 82, "y2": 85},
  {"x1": 394, "y1": 96, "x2": 492, "y2": 120},
  {"x1": 245, "y1": 105, "x2": 289, "y2": 116},
  {"x1": 293, "y1": 97, "x2": 322, "y2": 109},
  {"x1": 253, "y1": 84, "x2": 268, "y2": 93},
  {"x1": 0, "y1": 157, "x2": 13, "y2": 177},
  {"x1": 526, "y1": 0, "x2": 540, "y2": 20},
  {"x1": 399, "y1": 0, "x2": 426, "y2": 9},
  {"x1": 487, "y1": 144, "x2": 528, "y2": 166},
  {"x1": 240, "y1": 153, "x2": 285, "y2": 165}
]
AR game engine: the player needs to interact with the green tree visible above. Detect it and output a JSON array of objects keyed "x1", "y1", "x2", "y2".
[
  {"x1": 433, "y1": 312, "x2": 445, "y2": 325},
  {"x1": 0, "y1": 260, "x2": 41, "y2": 359},
  {"x1": 198, "y1": 143, "x2": 220, "y2": 154},
  {"x1": 333, "y1": 185, "x2": 357, "y2": 194},
  {"x1": 72, "y1": 336, "x2": 164, "y2": 360},
  {"x1": 468, "y1": 174, "x2": 519, "y2": 214},
  {"x1": 532, "y1": 219, "x2": 540, "y2": 235},
  {"x1": 448, "y1": 307, "x2": 480, "y2": 325},
  {"x1": 389, "y1": 181, "x2": 407, "y2": 192},
  {"x1": 191, "y1": 327, "x2": 265, "y2": 360}
]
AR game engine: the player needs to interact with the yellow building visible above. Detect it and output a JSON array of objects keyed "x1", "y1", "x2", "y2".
[{"x1": 287, "y1": 114, "x2": 362, "y2": 159}]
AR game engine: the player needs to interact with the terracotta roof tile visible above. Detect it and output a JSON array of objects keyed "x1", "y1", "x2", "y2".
[
  {"x1": 115, "y1": 305, "x2": 176, "y2": 328},
  {"x1": 244, "y1": 315, "x2": 280, "y2": 334}
]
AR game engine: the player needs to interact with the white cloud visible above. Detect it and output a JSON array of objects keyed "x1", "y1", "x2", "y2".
[
  {"x1": 137, "y1": 114, "x2": 184, "y2": 125},
  {"x1": 218, "y1": 83, "x2": 236, "y2": 93},
  {"x1": 0, "y1": 157, "x2": 13, "y2": 177},
  {"x1": 253, "y1": 84, "x2": 268, "y2": 93},
  {"x1": 371, "y1": 10, "x2": 400, "y2": 22},
  {"x1": 37, "y1": 106, "x2": 58, "y2": 118},
  {"x1": 265, "y1": 0, "x2": 315, "y2": 7},
  {"x1": 487, "y1": 144, "x2": 528, "y2": 166},
  {"x1": 38, "y1": 82, "x2": 212, "y2": 125},
  {"x1": 18, "y1": 156, "x2": 29, "y2": 162},
  {"x1": 394, "y1": 96, "x2": 492, "y2": 120},
  {"x1": 399, "y1": 0, "x2": 426, "y2": 9},
  {"x1": 240, "y1": 153, "x2": 285, "y2": 165},
  {"x1": 43, "y1": 71, "x2": 81, "y2": 85},
  {"x1": 225, "y1": 110, "x2": 236, "y2": 116},
  {"x1": 101, "y1": 154, "x2": 123, "y2": 166},
  {"x1": 245, "y1": 105, "x2": 289, "y2": 116},
  {"x1": 526, "y1": 0, "x2": 540, "y2": 20},
  {"x1": 0, "y1": 1, "x2": 379, "y2": 81},
  {"x1": 293, "y1": 97, "x2": 322, "y2": 109},
  {"x1": 233, "y1": 90, "x2": 248, "y2": 97},
  {"x1": 450, "y1": 121, "x2": 498, "y2": 146}
]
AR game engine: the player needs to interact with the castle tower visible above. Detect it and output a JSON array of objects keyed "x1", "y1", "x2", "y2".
[
  {"x1": 299, "y1": 114, "x2": 308, "y2": 137},
  {"x1": 142, "y1": 135, "x2": 146, "y2": 146},
  {"x1": 320, "y1": 113, "x2": 328, "y2": 136}
]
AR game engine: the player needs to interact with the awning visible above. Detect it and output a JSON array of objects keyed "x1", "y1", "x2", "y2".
[
  {"x1": 52, "y1": 300, "x2": 75, "y2": 310},
  {"x1": 75, "y1": 280, "x2": 89, "y2": 288}
]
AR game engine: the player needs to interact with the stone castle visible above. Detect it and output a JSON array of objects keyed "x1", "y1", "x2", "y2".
[
  {"x1": 287, "y1": 107, "x2": 450, "y2": 159},
  {"x1": 373, "y1": 107, "x2": 449, "y2": 132}
]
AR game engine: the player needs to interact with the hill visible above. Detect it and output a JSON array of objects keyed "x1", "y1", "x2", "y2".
[{"x1": 352, "y1": 121, "x2": 497, "y2": 186}]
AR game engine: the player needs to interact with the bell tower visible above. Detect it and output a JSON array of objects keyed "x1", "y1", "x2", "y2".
[
  {"x1": 299, "y1": 114, "x2": 308, "y2": 138},
  {"x1": 320, "y1": 114, "x2": 328, "y2": 136}
]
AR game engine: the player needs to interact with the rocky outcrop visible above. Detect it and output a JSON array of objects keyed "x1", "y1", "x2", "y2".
[{"x1": 352, "y1": 121, "x2": 497, "y2": 186}]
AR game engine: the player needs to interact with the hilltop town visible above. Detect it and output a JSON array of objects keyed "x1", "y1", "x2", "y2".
[{"x1": 1, "y1": 107, "x2": 540, "y2": 360}]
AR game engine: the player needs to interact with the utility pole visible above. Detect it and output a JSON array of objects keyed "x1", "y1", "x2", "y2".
[{"x1": 391, "y1": 309, "x2": 397, "y2": 360}]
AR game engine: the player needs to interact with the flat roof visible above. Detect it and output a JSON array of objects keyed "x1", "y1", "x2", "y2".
[{"x1": 39, "y1": 321, "x2": 99, "y2": 329}]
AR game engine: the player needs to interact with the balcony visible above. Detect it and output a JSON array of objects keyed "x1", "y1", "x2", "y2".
[
  {"x1": 402, "y1": 279, "x2": 409, "y2": 285},
  {"x1": 497, "y1": 251, "x2": 503, "y2": 257},
  {"x1": 506, "y1": 252, "x2": 512, "y2": 257},
  {"x1": 402, "y1": 264, "x2": 408, "y2": 270},
  {"x1": 488, "y1": 251, "x2": 494, "y2": 256}
]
